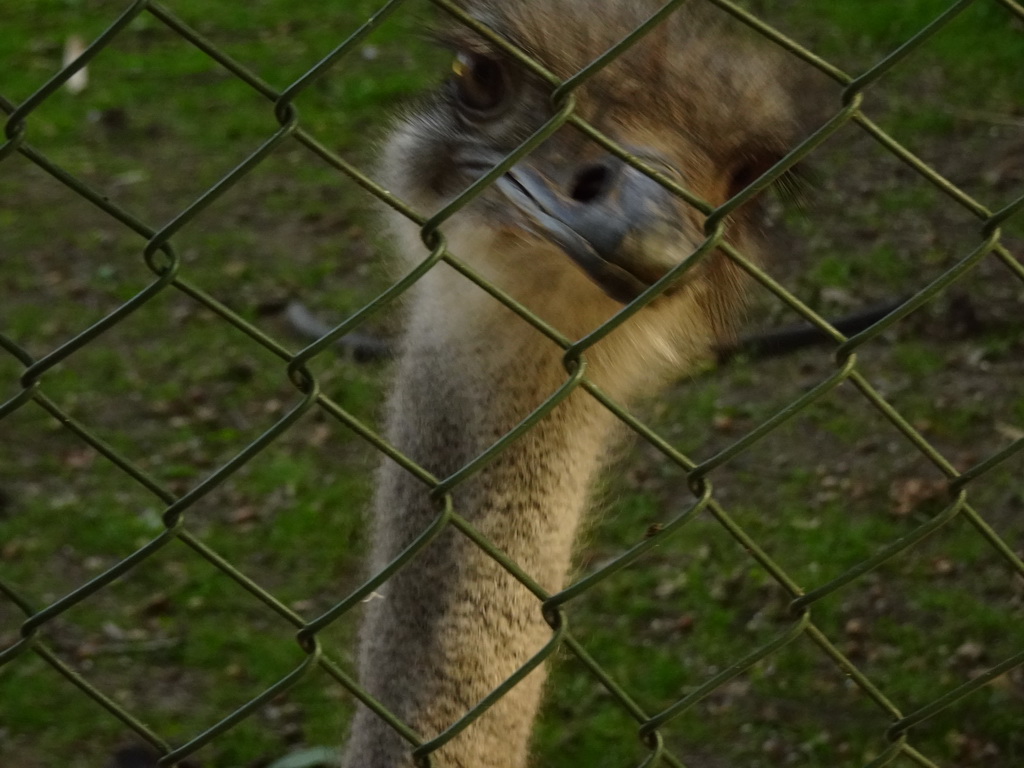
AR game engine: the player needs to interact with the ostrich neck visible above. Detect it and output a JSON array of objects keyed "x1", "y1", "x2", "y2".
[{"x1": 343, "y1": 299, "x2": 620, "y2": 768}]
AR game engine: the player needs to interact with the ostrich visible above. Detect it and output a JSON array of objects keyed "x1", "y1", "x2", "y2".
[{"x1": 342, "y1": 1, "x2": 795, "y2": 766}]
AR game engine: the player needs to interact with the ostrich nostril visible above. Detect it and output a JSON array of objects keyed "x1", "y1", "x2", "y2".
[{"x1": 569, "y1": 163, "x2": 614, "y2": 203}]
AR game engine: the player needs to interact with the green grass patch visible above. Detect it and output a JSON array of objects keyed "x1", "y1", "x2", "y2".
[{"x1": 3, "y1": 1, "x2": 1022, "y2": 767}]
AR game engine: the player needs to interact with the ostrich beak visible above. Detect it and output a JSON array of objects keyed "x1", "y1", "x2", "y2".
[{"x1": 495, "y1": 157, "x2": 686, "y2": 303}]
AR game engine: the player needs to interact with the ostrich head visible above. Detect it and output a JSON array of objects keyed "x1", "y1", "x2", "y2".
[{"x1": 379, "y1": 0, "x2": 795, "y2": 397}]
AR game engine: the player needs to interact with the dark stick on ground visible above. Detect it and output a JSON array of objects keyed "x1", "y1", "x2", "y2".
[
  {"x1": 285, "y1": 298, "x2": 914, "y2": 367},
  {"x1": 284, "y1": 301, "x2": 392, "y2": 362},
  {"x1": 715, "y1": 298, "x2": 912, "y2": 364}
]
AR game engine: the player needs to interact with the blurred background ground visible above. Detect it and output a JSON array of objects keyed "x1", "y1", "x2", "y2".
[{"x1": 1, "y1": 1, "x2": 1022, "y2": 766}]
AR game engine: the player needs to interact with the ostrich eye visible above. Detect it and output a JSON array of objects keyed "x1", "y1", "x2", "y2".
[{"x1": 451, "y1": 52, "x2": 508, "y2": 116}]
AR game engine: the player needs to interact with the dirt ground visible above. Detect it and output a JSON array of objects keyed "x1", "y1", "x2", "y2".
[{"x1": 2, "y1": 3, "x2": 1023, "y2": 767}]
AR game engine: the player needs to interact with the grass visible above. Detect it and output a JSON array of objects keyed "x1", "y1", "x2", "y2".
[{"x1": 2, "y1": 1, "x2": 1023, "y2": 767}]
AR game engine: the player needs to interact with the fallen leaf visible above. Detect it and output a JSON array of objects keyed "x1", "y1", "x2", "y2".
[{"x1": 889, "y1": 477, "x2": 946, "y2": 517}]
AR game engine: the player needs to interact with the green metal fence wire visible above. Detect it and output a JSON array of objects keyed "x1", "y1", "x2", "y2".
[{"x1": 1, "y1": 0, "x2": 1022, "y2": 766}]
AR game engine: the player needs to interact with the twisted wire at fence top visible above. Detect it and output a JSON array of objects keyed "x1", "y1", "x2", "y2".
[{"x1": 2, "y1": 0, "x2": 1023, "y2": 766}]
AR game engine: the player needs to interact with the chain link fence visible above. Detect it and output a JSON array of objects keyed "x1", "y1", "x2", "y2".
[{"x1": 2, "y1": 0, "x2": 1023, "y2": 766}]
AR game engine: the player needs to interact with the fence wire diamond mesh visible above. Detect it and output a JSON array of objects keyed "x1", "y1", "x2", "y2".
[{"x1": 2, "y1": 1, "x2": 1023, "y2": 767}]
